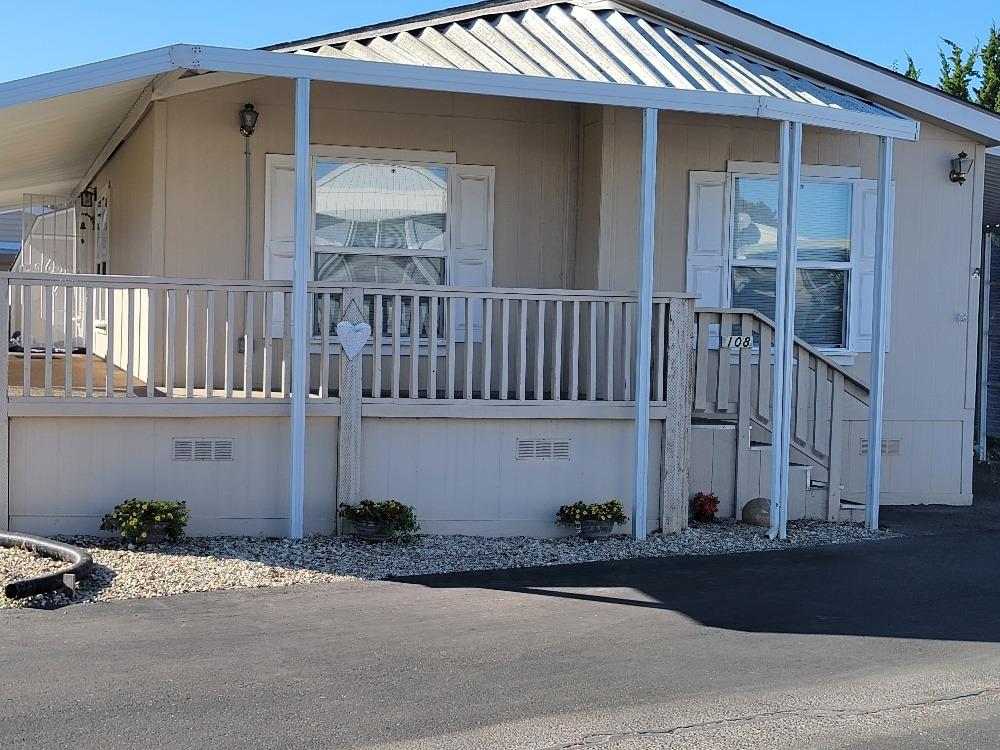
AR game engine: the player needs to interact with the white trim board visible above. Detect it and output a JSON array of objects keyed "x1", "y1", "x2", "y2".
[
  {"x1": 306, "y1": 145, "x2": 457, "y2": 163},
  {"x1": 0, "y1": 47, "x2": 177, "y2": 109},
  {"x1": 727, "y1": 161, "x2": 861, "y2": 179}
]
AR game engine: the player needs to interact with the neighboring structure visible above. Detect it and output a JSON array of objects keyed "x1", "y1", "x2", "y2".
[
  {"x1": 982, "y1": 148, "x2": 1000, "y2": 444},
  {"x1": 0, "y1": 210, "x2": 20, "y2": 271},
  {"x1": 0, "y1": 0, "x2": 998, "y2": 539}
]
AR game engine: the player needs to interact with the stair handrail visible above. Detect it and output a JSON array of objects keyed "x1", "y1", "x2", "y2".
[{"x1": 695, "y1": 306, "x2": 870, "y2": 406}]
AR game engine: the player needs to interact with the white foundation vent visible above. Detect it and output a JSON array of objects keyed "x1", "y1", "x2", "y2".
[
  {"x1": 172, "y1": 438, "x2": 235, "y2": 462},
  {"x1": 859, "y1": 438, "x2": 902, "y2": 456},
  {"x1": 516, "y1": 438, "x2": 571, "y2": 461}
]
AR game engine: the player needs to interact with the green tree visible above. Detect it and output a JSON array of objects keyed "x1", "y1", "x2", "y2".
[
  {"x1": 939, "y1": 38, "x2": 979, "y2": 100},
  {"x1": 892, "y1": 54, "x2": 922, "y2": 80},
  {"x1": 979, "y1": 24, "x2": 1000, "y2": 112}
]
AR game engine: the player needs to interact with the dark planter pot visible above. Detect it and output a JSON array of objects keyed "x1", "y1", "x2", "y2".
[
  {"x1": 351, "y1": 521, "x2": 396, "y2": 543},
  {"x1": 143, "y1": 522, "x2": 171, "y2": 544},
  {"x1": 579, "y1": 519, "x2": 614, "y2": 541}
]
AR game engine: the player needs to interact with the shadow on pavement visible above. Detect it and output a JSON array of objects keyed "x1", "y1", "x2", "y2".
[{"x1": 394, "y1": 493, "x2": 1000, "y2": 644}]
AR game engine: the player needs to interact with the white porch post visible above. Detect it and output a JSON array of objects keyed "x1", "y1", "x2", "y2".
[
  {"x1": 769, "y1": 120, "x2": 802, "y2": 541},
  {"x1": 288, "y1": 77, "x2": 310, "y2": 539},
  {"x1": 865, "y1": 136, "x2": 894, "y2": 531},
  {"x1": 632, "y1": 107, "x2": 658, "y2": 541}
]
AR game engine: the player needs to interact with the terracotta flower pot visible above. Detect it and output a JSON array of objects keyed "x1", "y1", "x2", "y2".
[
  {"x1": 579, "y1": 519, "x2": 614, "y2": 541},
  {"x1": 351, "y1": 521, "x2": 396, "y2": 543}
]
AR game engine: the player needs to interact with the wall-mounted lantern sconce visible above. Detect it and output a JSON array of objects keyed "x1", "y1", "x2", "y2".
[
  {"x1": 79, "y1": 187, "x2": 96, "y2": 208},
  {"x1": 239, "y1": 103, "x2": 260, "y2": 138},
  {"x1": 949, "y1": 151, "x2": 974, "y2": 185}
]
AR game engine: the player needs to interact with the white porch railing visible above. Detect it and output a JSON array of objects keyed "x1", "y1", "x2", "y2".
[
  {"x1": 6, "y1": 274, "x2": 295, "y2": 400},
  {"x1": 317, "y1": 283, "x2": 688, "y2": 404},
  {"x1": 3, "y1": 273, "x2": 696, "y2": 406}
]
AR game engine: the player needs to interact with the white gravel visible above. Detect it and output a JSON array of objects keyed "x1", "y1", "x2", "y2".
[{"x1": 1, "y1": 520, "x2": 898, "y2": 609}]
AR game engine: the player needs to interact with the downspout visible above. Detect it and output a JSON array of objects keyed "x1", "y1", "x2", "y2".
[
  {"x1": 976, "y1": 232, "x2": 991, "y2": 462},
  {"x1": 238, "y1": 102, "x2": 259, "y2": 280}
]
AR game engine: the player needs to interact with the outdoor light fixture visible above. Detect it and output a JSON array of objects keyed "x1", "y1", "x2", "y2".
[
  {"x1": 79, "y1": 187, "x2": 96, "y2": 208},
  {"x1": 949, "y1": 151, "x2": 974, "y2": 185},
  {"x1": 239, "y1": 103, "x2": 259, "y2": 138}
]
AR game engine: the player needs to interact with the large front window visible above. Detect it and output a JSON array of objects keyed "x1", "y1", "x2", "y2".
[
  {"x1": 313, "y1": 161, "x2": 449, "y2": 337},
  {"x1": 730, "y1": 176, "x2": 852, "y2": 349},
  {"x1": 313, "y1": 161, "x2": 448, "y2": 283}
]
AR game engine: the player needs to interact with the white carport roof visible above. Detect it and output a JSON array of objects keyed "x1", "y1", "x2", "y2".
[{"x1": 0, "y1": 41, "x2": 918, "y2": 211}]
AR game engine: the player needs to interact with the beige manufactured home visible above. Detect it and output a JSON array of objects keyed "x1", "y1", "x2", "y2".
[{"x1": 1, "y1": 0, "x2": 998, "y2": 539}]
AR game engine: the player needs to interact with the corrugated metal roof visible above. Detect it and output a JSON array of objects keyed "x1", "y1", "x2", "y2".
[{"x1": 284, "y1": 0, "x2": 896, "y2": 120}]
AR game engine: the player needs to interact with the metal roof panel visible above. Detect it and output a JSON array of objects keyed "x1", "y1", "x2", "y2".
[{"x1": 289, "y1": 2, "x2": 897, "y2": 121}]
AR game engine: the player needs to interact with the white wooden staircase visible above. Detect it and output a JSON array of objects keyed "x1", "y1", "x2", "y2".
[{"x1": 689, "y1": 308, "x2": 871, "y2": 522}]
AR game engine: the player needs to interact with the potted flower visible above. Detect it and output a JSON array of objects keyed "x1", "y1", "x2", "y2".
[
  {"x1": 339, "y1": 499, "x2": 420, "y2": 542},
  {"x1": 692, "y1": 491, "x2": 720, "y2": 523},
  {"x1": 100, "y1": 499, "x2": 190, "y2": 545},
  {"x1": 555, "y1": 500, "x2": 628, "y2": 541}
]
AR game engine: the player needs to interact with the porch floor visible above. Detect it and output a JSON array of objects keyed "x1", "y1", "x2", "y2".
[
  {"x1": 7, "y1": 354, "x2": 289, "y2": 399},
  {"x1": 9, "y1": 353, "x2": 144, "y2": 398}
]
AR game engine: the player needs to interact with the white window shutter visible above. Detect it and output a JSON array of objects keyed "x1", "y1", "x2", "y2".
[
  {"x1": 264, "y1": 154, "x2": 296, "y2": 337},
  {"x1": 450, "y1": 164, "x2": 495, "y2": 341},
  {"x1": 848, "y1": 179, "x2": 893, "y2": 353},
  {"x1": 686, "y1": 171, "x2": 728, "y2": 308}
]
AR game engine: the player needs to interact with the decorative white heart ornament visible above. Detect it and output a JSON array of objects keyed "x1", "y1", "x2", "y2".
[{"x1": 337, "y1": 320, "x2": 372, "y2": 361}]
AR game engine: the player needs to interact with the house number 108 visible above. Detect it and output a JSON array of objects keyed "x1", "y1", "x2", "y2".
[{"x1": 725, "y1": 335, "x2": 753, "y2": 348}]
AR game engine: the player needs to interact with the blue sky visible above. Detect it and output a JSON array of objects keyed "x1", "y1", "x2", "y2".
[{"x1": 0, "y1": 1, "x2": 995, "y2": 86}]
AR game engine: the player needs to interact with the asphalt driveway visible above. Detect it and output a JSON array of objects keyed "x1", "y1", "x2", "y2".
[{"x1": 2, "y1": 500, "x2": 999, "y2": 749}]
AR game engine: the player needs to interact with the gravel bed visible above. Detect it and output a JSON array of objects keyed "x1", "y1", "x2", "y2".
[{"x1": 1, "y1": 520, "x2": 898, "y2": 609}]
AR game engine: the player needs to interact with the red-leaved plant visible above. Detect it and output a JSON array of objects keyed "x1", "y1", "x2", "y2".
[{"x1": 692, "y1": 492, "x2": 720, "y2": 523}]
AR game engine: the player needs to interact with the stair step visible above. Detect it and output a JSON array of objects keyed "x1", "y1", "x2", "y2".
[{"x1": 838, "y1": 502, "x2": 867, "y2": 523}]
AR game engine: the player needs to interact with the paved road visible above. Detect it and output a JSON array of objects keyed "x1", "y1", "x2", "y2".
[{"x1": 2, "y1": 501, "x2": 1000, "y2": 749}]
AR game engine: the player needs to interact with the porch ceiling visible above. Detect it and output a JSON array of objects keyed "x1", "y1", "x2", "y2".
[
  {"x1": 277, "y1": 0, "x2": 903, "y2": 126},
  {"x1": 0, "y1": 75, "x2": 159, "y2": 210}
]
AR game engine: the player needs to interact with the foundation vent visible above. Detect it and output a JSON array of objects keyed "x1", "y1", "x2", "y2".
[
  {"x1": 859, "y1": 438, "x2": 902, "y2": 456},
  {"x1": 172, "y1": 438, "x2": 235, "y2": 462},
  {"x1": 516, "y1": 438, "x2": 571, "y2": 461}
]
